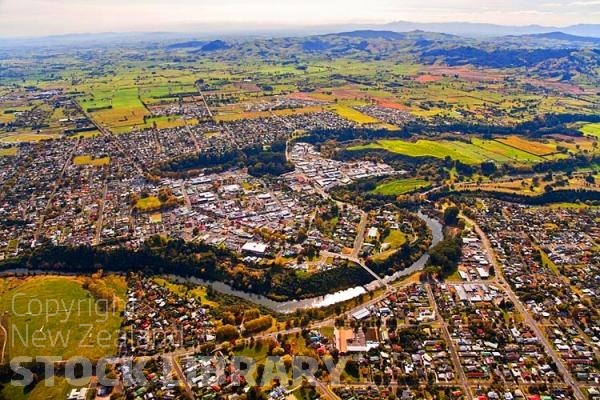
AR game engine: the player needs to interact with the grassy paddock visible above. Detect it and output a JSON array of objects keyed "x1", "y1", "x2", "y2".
[
  {"x1": 581, "y1": 123, "x2": 600, "y2": 138},
  {"x1": 371, "y1": 178, "x2": 431, "y2": 195},
  {"x1": 0, "y1": 275, "x2": 125, "y2": 360}
]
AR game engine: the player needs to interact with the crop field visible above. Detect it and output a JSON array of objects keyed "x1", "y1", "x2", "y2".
[
  {"x1": 328, "y1": 104, "x2": 380, "y2": 124},
  {"x1": 371, "y1": 178, "x2": 432, "y2": 195},
  {"x1": 495, "y1": 136, "x2": 558, "y2": 156},
  {"x1": 469, "y1": 138, "x2": 544, "y2": 163},
  {"x1": 72, "y1": 154, "x2": 110, "y2": 166},
  {"x1": 581, "y1": 123, "x2": 600, "y2": 138},
  {"x1": 0, "y1": 112, "x2": 15, "y2": 124},
  {"x1": 0, "y1": 275, "x2": 125, "y2": 360}
]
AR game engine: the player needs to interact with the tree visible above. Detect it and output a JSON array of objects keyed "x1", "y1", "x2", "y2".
[
  {"x1": 443, "y1": 206, "x2": 460, "y2": 226},
  {"x1": 216, "y1": 324, "x2": 240, "y2": 342}
]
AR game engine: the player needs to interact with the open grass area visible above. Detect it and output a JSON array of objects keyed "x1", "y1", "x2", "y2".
[
  {"x1": 0, "y1": 275, "x2": 124, "y2": 360},
  {"x1": 135, "y1": 196, "x2": 161, "y2": 211},
  {"x1": 371, "y1": 178, "x2": 431, "y2": 195},
  {"x1": 0, "y1": 376, "x2": 73, "y2": 400},
  {"x1": 350, "y1": 139, "x2": 487, "y2": 164},
  {"x1": 72, "y1": 154, "x2": 110, "y2": 166},
  {"x1": 580, "y1": 123, "x2": 600, "y2": 138},
  {"x1": 383, "y1": 230, "x2": 407, "y2": 248},
  {"x1": 372, "y1": 229, "x2": 408, "y2": 261},
  {"x1": 0, "y1": 147, "x2": 18, "y2": 156},
  {"x1": 456, "y1": 173, "x2": 598, "y2": 195},
  {"x1": 350, "y1": 138, "x2": 549, "y2": 165},
  {"x1": 0, "y1": 131, "x2": 62, "y2": 143}
]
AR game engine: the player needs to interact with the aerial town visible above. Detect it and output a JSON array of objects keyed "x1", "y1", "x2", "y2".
[{"x1": 0, "y1": 7, "x2": 600, "y2": 400}]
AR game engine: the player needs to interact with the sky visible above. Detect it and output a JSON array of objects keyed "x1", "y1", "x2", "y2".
[{"x1": 1, "y1": 0, "x2": 599, "y2": 37}]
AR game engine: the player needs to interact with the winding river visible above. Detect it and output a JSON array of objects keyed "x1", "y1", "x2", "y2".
[
  {"x1": 169, "y1": 210, "x2": 443, "y2": 313},
  {"x1": 1, "y1": 211, "x2": 443, "y2": 314}
]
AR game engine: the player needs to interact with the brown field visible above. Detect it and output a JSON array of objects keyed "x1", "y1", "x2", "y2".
[
  {"x1": 548, "y1": 134, "x2": 599, "y2": 153},
  {"x1": 525, "y1": 79, "x2": 586, "y2": 95},
  {"x1": 422, "y1": 65, "x2": 506, "y2": 82},
  {"x1": 286, "y1": 92, "x2": 327, "y2": 103},
  {"x1": 496, "y1": 136, "x2": 557, "y2": 156},
  {"x1": 414, "y1": 74, "x2": 443, "y2": 83},
  {"x1": 232, "y1": 82, "x2": 262, "y2": 92},
  {"x1": 376, "y1": 99, "x2": 410, "y2": 111}
]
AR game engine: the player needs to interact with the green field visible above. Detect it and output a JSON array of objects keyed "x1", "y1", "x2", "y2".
[
  {"x1": 581, "y1": 123, "x2": 600, "y2": 138},
  {"x1": 0, "y1": 276, "x2": 124, "y2": 360},
  {"x1": 0, "y1": 376, "x2": 73, "y2": 400},
  {"x1": 85, "y1": 87, "x2": 149, "y2": 130},
  {"x1": 371, "y1": 178, "x2": 431, "y2": 195},
  {"x1": 112, "y1": 115, "x2": 196, "y2": 134},
  {"x1": 350, "y1": 138, "x2": 546, "y2": 165},
  {"x1": 372, "y1": 230, "x2": 408, "y2": 261}
]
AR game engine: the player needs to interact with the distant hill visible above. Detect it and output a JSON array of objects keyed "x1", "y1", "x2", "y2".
[
  {"x1": 199, "y1": 40, "x2": 231, "y2": 52},
  {"x1": 521, "y1": 32, "x2": 600, "y2": 44},
  {"x1": 380, "y1": 21, "x2": 600, "y2": 38},
  {"x1": 328, "y1": 30, "x2": 407, "y2": 40},
  {"x1": 421, "y1": 46, "x2": 575, "y2": 68},
  {"x1": 166, "y1": 40, "x2": 206, "y2": 49}
]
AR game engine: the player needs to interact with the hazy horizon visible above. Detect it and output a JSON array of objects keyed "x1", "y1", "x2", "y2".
[{"x1": 1, "y1": 0, "x2": 599, "y2": 38}]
